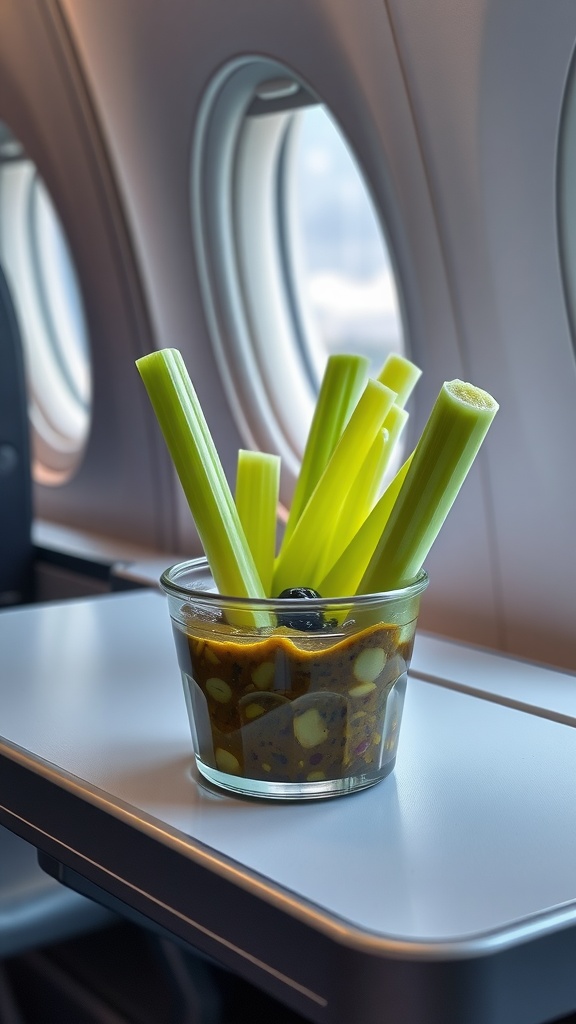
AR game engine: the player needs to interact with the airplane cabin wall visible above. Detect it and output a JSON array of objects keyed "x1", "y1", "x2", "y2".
[
  {"x1": 387, "y1": 0, "x2": 576, "y2": 667},
  {"x1": 53, "y1": 0, "x2": 499, "y2": 649},
  {"x1": 1, "y1": 0, "x2": 576, "y2": 669},
  {"x1": 0, "y1": 0, "x2": 176, "y2": 548}
]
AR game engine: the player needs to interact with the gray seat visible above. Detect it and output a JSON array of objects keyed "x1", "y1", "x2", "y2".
[
  {"x1": 0, "y1": 260, "x2": 115, "y2": 958},
  {"x1": 0, "y1": 828, "x2": 114, "y2": 960},
  {"x1": 0, "y1": 259, "x2": 32, "y2": 607}
]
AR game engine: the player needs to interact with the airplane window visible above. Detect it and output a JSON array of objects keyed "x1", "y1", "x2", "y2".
[
  {"x1": 0, "y1": 122, "x2": 91, "y2": 486},
  {"x1": 192, "y1": 59, "x2": 405, "y2": 498},
  {"x1": 280, "y1": 105, "x2": 403, "y2": 388}
]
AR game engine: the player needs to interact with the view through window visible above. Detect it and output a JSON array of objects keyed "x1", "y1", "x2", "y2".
[{"x1": 284, "y1": 105, "x2": 404, "y2": 386}]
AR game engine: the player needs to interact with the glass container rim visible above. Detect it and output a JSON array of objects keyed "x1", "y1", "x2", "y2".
[{"x1": 159, "y1": 556, "x2": 428, "y2": 609}]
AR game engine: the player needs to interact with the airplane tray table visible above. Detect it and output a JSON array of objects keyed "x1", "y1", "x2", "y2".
[{"x1": 1, "y1": 590, "x2": 576, "y2": 1024}]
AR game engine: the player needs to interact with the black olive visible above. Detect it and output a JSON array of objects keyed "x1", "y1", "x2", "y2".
[
  {"x1": 278, "y1": 587, "x2": 321, "y2": 601},
  {"x1": 277, "y1": 587, "x2": 326, "y2": 632}
]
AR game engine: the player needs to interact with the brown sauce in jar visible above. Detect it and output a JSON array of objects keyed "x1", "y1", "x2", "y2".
[{"x1": 174, "y1": 618, "x2": 416, "y2": 785}]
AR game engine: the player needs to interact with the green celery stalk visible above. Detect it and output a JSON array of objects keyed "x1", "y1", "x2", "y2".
[
  {"x1": 235, "y1": 450, "x2": 280, "y2": 597},
  {"x1": 136, "y1": 349, "x2": 267, "y2": 609},
  {"x1": 377, "y1": 353, "x2": 422, "y2": 408},
  {"x1": 358, "y1": 379, "x2": 499, "y2": 593},
  {"x1": 281, "y1": 353, "x2": 369, "y2": 550},
  {"x1": 319, "y1": 405, "x2": 408, "y2": 579},
  {"x1": 318, "y1": 452, "x2": 414, "y2": 597},
  {"x1": 272, "y1": 378, "x2": 397, "y2": 595},
  {"x1": 378, "y1": 403, "x2": 409, "y2": 476}
]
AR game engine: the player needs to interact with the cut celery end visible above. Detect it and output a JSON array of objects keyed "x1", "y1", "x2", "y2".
[
  {"x1": 136, "y1": 349, "x2": 269, "y2": 622},
  {"x1": 235, "y1": 450, "x2": 280, "y2": 597},
  {"x1": 358, "y1": 380, "x2": 499, "y2": 594},
  {"x1": 377, "y1": 353, "x2": 422, "y2": 408},
  {"x1": 318, "y1": 452, "x2": 414, "y2": 598},
  {"x1": 281, "y1": 353, "x2": 368, "y2": 550},
  {"x1": 272, "y1": 378, "x2": 397, "y2": 595}
]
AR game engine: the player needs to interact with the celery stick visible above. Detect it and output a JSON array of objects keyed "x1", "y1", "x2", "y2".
[
  {"x1": 272, "y1": 379, "x2": 397, "y2": 595},
  {"x1": 281, "y1": 353, "x2": 369, "y2": 549},
  {"x1": 355, "y1": 403, "x2": 408, "y2": 520},
  {"x1": 379, "y1": 403, "x2": 409, "y2": 474},
  {"x1": 377, "y1": 353, "x2": 421, "y2": 408},
  {"x1": 318, "y1": 452, "x2": 414, "y2": 597},
  {"x1": 235, "y1": 450, "x2": 280, "y2": 596},
  {"x1": 358, "y1": 380, "x2": 499, "y2": 594},
  {"x1": 319, "y1": 405, "x2": 408, "y2": 579},
  {"x1": 136, "y1": 349, "x2": 267, "y2": 608}
]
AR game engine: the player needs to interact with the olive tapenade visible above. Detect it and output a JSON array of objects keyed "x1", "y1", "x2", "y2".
[{"x1": 173, "y1": 618, "x2": 415, "y2": 785}]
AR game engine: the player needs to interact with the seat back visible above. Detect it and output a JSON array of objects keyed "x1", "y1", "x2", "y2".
[
  {"x1": 0, "y1": 263, "x2": 115, "y2": 957},
  {"x1": 0, "y1": 262, "x2": 33, "y2": 606}
]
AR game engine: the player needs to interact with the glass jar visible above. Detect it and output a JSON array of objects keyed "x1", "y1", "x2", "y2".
[{"x1": 161, "y1": 558, "x2": 428, "y2": 800}]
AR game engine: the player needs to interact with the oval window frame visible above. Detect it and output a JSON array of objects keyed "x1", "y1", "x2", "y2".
[
  {"x1": 0, "y1": 123, "x2": 92, "y2": 485},
  {"x1": 191, "y1": 56, "x2": 406, "y2": 506}
]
